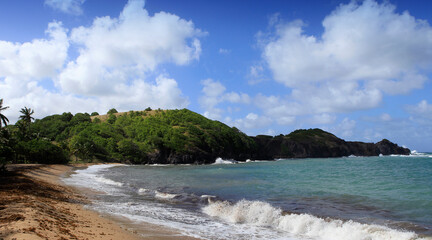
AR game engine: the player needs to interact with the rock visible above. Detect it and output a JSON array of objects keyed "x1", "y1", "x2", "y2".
[
  {"x1": 375, "y1": 139, "x2": 410, "y2": 155},
  {"x1": 250, "y1": 129, "x2": 410, "y2": 160}
]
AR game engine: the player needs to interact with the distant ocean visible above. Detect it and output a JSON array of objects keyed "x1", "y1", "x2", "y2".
[{"x1": 63, "y1": 154, "x2": 432, "y2": 240}]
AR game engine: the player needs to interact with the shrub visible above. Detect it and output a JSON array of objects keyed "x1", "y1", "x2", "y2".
[
  {"x1": 107, "y1": 108, "x2": 118, "y2": 114},
  {"x1": 16, "y1": 139, "x2": 68, "y2": 164}
]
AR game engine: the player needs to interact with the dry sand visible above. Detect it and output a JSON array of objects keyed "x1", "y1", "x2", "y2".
[{"x1": 0, "y1": 164, "x2": 201, "y2": 240}]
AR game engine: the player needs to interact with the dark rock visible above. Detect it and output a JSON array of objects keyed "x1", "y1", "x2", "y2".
[
  {"x1": 249, "y1": 129, "x2": 410, "y2": 160},
  {"x1": 376, "y1": 139, "x2": 411, "y2": 155}
]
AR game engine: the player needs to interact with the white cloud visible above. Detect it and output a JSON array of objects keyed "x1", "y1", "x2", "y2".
[
  {"x1": 261, "y1": 0, "x2": 432, "y2": 113},
  {"x1": 199, "y1": 79, "x2": 251, "y2": 120},
  {"x1": 337, "y1": 118, "x2": 356, "y2": 138},
  {"x1": 105, "y1": 75, "x2": 189, "y2": 110},
  {"x1": 45, "y1": 0, "x2": 85, "y2": 15},
  {"x1": 0, "y1": 22, "x2": 68, "y2": 80},
  {"x1": 0, "y1": 21, "x2": 70, "y2": 121},
  {"x1": 264, "y1": 129, "x2": 276, "y2": 136},
  {"x1": 200, "y1": 78, "x2": 226, "y2": 110},
  {"x1": 380, "y1": 113, "x2": 392, "y2": 122},
  {"x1": 0, "y1": 0, "x2": 200, "y2": 123},
  {"x1": 59, "y1": 0, "x2": 202, "y2": 96},
  {"x1": 276, "y1": 116, "x2": 295, "y2": 126},
  {"x1": 248, "y1": 64, "x2": 269, "y2": 85},
  {"x1": 219, "y1": 48, "x2": 230, "y2": 54},
  {"x1": 224, "y1": 92, "x2": 251, "y2": 104},
  {"x1": 406, "y1": 100, "x2": 432, "y2": 120},
  {"x1": 230, "y1": 113, "x2": 272, "y2": 129},
  {"x1": 309, "y1": 113, "x2": 336, "y2": 125}
]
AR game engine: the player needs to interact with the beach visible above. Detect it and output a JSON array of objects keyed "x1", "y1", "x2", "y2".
[
  {"x1": 60, "y1": 157, "x2": 431, "y2": 240},
  {"x1": 2, "y1": 157, "x2": 431, "y2": 240},
  {"x1": 0, "y1": 164, "x2": 199, "y2": 240}
]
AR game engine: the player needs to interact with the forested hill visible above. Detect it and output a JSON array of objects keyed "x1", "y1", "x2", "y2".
[
  {"x1": 1, "y1": 109, "x2": 410, "y2": 164},
  {"x1": 17, "y1": 109, "x2": 256, "y2": 164}
]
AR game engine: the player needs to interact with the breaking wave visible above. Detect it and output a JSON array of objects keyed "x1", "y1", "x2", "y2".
[
  {"x1": 155, "y1": 191, "x2": 180, "y2": 200},
  {"x1": 213, "y1": 157, "x2": 238, "y2": 164},
  {"x1": 203, "y1": 199, "x2": 429, "y2": 240}
]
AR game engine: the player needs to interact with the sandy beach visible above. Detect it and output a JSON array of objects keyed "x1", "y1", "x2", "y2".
[{"x1": 0, "y1": 164, "x2": 200, "y2": 240}]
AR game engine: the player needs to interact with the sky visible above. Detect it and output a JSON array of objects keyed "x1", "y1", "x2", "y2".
[{"x1": 1, "y1": 0, "x2": 432, "y2": 151}]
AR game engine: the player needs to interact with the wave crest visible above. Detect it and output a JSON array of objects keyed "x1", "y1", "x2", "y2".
[{"x1": 203, "y1": 199, "x2": 427, "y2": 240}]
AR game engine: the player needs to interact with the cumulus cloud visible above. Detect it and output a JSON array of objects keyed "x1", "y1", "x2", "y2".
[
  {"x1": 0, "y1": 22, "x2": 68, "y2": 80},
  {"x1": 229, "y1": 113, "x2": 272, "y2": 130},
  {"x1": 45, "y1": 0, "x2": 85, "y2": 15},
  {"x1": 0, "y1": 22, "x2": 70, "y2": 120},
  {"x1": 336, "y1": 118, "x2": 356, "y2": 138},
  {"x1": 261, "y1": 0, "x2": 432, "y2": 114},
  {"x1": 309, "y1": 113, "x2": 336, "y2": 125},
  {"x1": 199, "y1": 79, "x2": 250, "y2": 120},
  {"x1": 406, "y1": 100, "x2": 432, "y2": 120},
  {"x1": 1, "y1": 0, "x2": 201, "y2": 122},
  {"x1": 59, "y1": 0, "x2": 202, "y2": 96}
]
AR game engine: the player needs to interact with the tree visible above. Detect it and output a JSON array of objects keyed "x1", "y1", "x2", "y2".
[
  {"x1": 0, "y1": 99, "x2": 9, "y2": 128},
  {"x1": 18, "y1": 107, "x2": 35, "y2": 140},
  {"x1": 107, "y1": 108, "x2": 118, "y2": 114},
  {"x1": 0, "y1": 128, "x2": 12, "y2": 172},
  {"x1": 0, "y1": 99, "x2": 10, "y2": 172},
  {"x1": 20, "y1": 107, "x2": 34, "y2": 124}
]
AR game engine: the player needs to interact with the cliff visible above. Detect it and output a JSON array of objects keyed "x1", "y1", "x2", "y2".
[{"x1": 252, "y1": 129, "x2": 410, "y2": 159}]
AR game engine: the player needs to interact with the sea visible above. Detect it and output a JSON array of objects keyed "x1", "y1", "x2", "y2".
[{"x1": 63, "y1": 153, "x2": 432, "y2": 240}]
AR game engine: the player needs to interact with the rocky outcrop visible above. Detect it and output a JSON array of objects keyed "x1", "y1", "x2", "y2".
[
  {"x1": 375, "y1": 139, "x2": 411, "y2": 155},
  {"x1": 250, "y1": 129, "x2": 410, "y2": 160},
  {"x1": 146, "y1": 129, "x2": 411, "y2": 163}
]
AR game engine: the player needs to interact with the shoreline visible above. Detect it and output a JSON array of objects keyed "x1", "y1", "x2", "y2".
[{"x1": 0, "y1": 164, "x2": 200, "y2": 240}]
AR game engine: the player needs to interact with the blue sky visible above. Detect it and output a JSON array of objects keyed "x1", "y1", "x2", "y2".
[{"x1": 1, "y1": 0, "x2": 432, "y2": 151}]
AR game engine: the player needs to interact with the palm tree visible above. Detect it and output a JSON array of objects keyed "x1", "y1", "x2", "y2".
[
  {"x1": 19, "y1": 107, "x2": 34, "y2": 124},
  {"x1": 0, "y1": 99, "x2": 9, "y2": 128}
]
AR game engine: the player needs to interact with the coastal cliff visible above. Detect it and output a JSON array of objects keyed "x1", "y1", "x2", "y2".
[
  {"x1": 4, "y1": 109, "x2": 410, "y2": 164},
  {"x1": 251, "y1": 129, "x2": 410, "y2": 160}
]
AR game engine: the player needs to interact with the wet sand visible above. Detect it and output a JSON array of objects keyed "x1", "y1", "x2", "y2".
[{"x1": 0, "y1": 164, "x2": 200, "y2": 240}]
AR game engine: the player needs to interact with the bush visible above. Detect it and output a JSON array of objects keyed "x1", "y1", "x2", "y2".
[
  {"x1": 16, "y1": 139, "x2": 68, "y2": 164},
  {"x1": 107, "y1": 108, "x2": 118, "y2": 114}
]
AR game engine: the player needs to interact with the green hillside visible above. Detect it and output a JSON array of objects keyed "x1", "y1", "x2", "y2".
[
  {"x1": 0, "y1": 107, "x2": 410, "y2": 166},
  {"x1": 5, "y1": 109, "x2": 256, "y2": 164}
]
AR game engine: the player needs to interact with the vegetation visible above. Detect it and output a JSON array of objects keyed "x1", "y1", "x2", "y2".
[
  {"x1": 0, "y1": 99, "x2": 11, "y2": 171},
  {"x1": 107, "y1": 108, "x2": 118, "y2": 114},
  {"x1": 1, "y1": 106, "x2": 256, "y2": 164},
  {"x1": 0, "y1": 101, "x2": 409, "y2": 165},
  {"x1": 285, "y1": 128, "x2": 339, "y2": 144},
  {"x1": 0, "y1": 99, "x2": 9, "y2": 128}
]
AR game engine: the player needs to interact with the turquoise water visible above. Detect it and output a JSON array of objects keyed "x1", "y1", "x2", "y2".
[{"x1": 64, "y1": 155, "x2": 432, "y2": 240}]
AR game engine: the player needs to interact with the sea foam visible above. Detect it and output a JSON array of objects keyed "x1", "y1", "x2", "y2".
[
  {"x1": 155, "y1": 191, "x2": 179, "y2": 200},
  {"x1": 62, "y1": 164, "x2": 125, "y2": 193},
  {"x1": 203, "y1": 199, "x2": 429, "y2": 240},
  {"x1": 213, "y1": 157, "x2": 238, "y2": 164}
]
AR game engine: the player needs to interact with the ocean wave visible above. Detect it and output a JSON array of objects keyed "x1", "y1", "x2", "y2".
[
  {"x1": 138, "y1": 188, "x2": 152, "y2": 194},
  {"x1": 94, "y1": 176, "x2": 123, "y2": 186},
  {"x1": 155, "y1": 191, "x2": 180, "y2": 200},
  {"x1": 203, "y1": 199, "x2": 429, "y2": 240},
  {"x1": 63, "y1": 164, "x2": 125, "y2": 193},
  {"x1": 213, "y1": 157, "x2": 238, "y2": 164}
]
